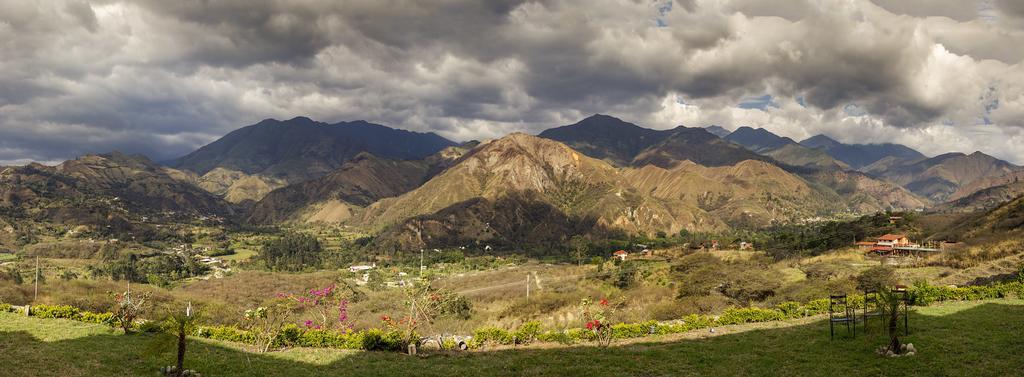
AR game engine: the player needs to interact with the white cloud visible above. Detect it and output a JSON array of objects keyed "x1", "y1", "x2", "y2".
[{"x1": 0, "y1": 0, "x2": 1023, "y2": 164}]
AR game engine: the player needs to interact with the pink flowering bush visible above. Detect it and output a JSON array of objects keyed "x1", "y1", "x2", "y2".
[{"x1": 277, "y1": 284, "x2": 352, "y2": 331}]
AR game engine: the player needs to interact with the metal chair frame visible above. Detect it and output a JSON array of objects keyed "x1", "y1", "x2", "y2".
[
  {"x1": 862, "y1": 289, "x2": 885, "y2": 333},
  {"x1": 829, "y1": 294, "x2": 856, "y2": 340}
]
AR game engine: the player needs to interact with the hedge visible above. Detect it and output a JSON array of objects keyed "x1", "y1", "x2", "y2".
[
  {"x1": 193, "y1": 324, "x2": 407, "y2": 351},
  {"x1": 16, "y1": 304, "x2": 116, "y2": 326},
  {"x1": 465, "y1": 280, "x2": 1024, "y2": 348},
  {"x1": 6, "y1": 279, "x2": 1023, "y2": 351}
]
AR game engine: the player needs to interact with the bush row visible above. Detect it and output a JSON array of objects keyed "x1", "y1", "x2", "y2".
[
  {"x1": 3, "y1": 280, "x2": 1021, "y2": 350},
  {"x1": 0, "y1": 303, "x2": 116, "y2": 325},
  {"x1": 194, "y1": 324, "x2": 408, "y2": 352},
  {"x1": 465, "y1": 280, "x2": 1024, "y2": 348}
]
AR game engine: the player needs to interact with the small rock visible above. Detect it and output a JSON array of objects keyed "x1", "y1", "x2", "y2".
[
  {"x1": 900, "y1": 343, "x2": 907, "y2": 352},
  {"x1": 886, "y1": 350, "x2": 895, "y2": 357},
  {"x1": 907, "y1": 343, "x2": 916, "y2": 353},
  {"x1": 906, "y1": 351, "x2": 916, "y2": 356},
  {"x1": 709, "y1": 328, "x2": 715, "y2": 333}
]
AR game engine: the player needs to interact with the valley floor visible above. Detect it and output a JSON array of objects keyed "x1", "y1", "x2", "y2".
[{"x1": 1, "y1": 299, "x2": 1022, "y2": 376}]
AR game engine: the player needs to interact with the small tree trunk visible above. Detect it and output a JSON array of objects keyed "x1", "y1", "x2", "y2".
[
  {"x1": 888, "y1": 314, "x2": 901, "y2": 354},
  {"x1": 176, "y1": 326, "x2": 186, "y2": 377}
]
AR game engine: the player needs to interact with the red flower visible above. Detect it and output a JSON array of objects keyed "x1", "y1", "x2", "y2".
[
  {"x1": 586, "y1": 321, "x2": 594, "y2": 330},
  {"x1": 599, "y1": 298, "x2": 609, "y2": 307}
]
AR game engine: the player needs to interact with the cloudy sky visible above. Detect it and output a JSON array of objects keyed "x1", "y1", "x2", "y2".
[{"x1": 2, "y1": 0, "x2": 1024, "y2": 165}]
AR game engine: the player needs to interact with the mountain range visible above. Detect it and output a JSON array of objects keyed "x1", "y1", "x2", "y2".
[
  {"x1": 3, "y1": 114, "x2": 1022, "y2": 251},
  {"x1": 861, "y1": 151, "x2": 1022, "y2": 203},
  {"x1": 799, "y1": 134, "x2": 925, "y2": 169},
  {"x1": 167, "y1": 117, "x2": 456, "y2": 203},
  {"x1": 0, "y1": 152, "x2": 234, "y2": 232},
  {"x1": 722, "y1": 127, "x2": 846, "y2": 169},
  {"x1": 713, "y1": 126, "x2": 1022, "y2": 206}
]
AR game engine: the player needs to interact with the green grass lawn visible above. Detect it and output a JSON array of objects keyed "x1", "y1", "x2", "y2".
[
  {"x1": 1, "y1": 300, "x2": 1023, "y2": 376},
  {"x1": 220, "y1": 248, "x2": 257, "y2": 262}
]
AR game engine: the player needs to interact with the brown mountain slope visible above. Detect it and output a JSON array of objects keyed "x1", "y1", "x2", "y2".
[
  {"x1": 936, "y1": 177, "x2": 1024, "y2": 213},
  {"x1": 248, "y1": 153, "x2": 442, "y2": 224},
  {"x1": 361, "y1": 133, "x2": 626, "y2": 229},
  {"x1": 361, "y1": 134, "x2": 926, "y2": 250},
  {"x1": 193, "y1": 168, "x2": 288, "y2": 204},
  {"x1": 621, "y1": 160, "x2": 830, "y2": 226},
  {"x1": 946, "y1": 171, "x2": 1024, "y2": 203},
  {"x1": 803, "y1": 170, "x2": 930, "y2": 212},
  {"x1": 862, "y1": 152, "x2": 1020, "y2": 202},
  {"x1": 0, "y1": 153, "x2": 235, "y2": 224},
  {"x1": 372, "y1": 191, "x2": 613, "y2": 252}
]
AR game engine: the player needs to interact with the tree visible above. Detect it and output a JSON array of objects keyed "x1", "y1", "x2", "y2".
[
  {"x1": 150, "y1": 304, "x2": 201, "y2": 377},
  {"x1": 0, "y1": 267, "x2": 23, "y2": 285},
  {"x1": 856, "y1": 266, "x2": 897, "y2": 292},
  {"x1": 279, "y1": 283, "x2": 356, "y2": 330},
  {"x1": 112, "y1": 289, "x2": 149, "y2": 333},
  {"x1": 569, "y1": 235, "x2": 589, "y2": 267},
  {"x1": 244, "y1": 303, "x2": 293, "y2": 353},
  {"x1": 259, "y1": 232, "x2": 323, "y2": 271},
  {"x1": 877, "y1": 288, "x2": 904, "y2": 355}
]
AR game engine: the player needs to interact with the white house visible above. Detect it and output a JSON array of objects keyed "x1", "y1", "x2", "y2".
[{"x1": 349, "y1": 263, "x2": 376, "y2": 273}]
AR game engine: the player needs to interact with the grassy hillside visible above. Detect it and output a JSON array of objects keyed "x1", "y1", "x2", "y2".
[{"x1": 1, "y1": 300, "x2": 1022, "y2": 376}]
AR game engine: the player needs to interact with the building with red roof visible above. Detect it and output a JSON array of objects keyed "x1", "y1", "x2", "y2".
[{"x1": 876, "y1": 234, "x2": 910, "y2": 247}]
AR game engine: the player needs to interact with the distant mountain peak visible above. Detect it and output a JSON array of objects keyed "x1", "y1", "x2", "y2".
[
  {"x1": 573, "y1": 114, "x2": 643, "y2": 129},
  {"x1": 538, "y1": 115, "x2": 671, "y2": 166},
  {"x1": 724, "y1": 126, "x2": 796, "y2": 153},
  {"x1": 703, "y1": 125, "x2": 731, "y2": 138},
  {"x1": 168, "y1": 117, "x2": 457, "y2": 186},
  {"x1": 800, "y1": 134, "x2": 841, "y2": 147}
]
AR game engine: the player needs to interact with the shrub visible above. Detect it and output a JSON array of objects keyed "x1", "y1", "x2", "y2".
[
  {"x1": 360, "y1": 328, "x2": 405, "y2": 352},
  {"x1": 196, "y1": 325, "x2": 256, "y2": 344},
  {"x1": 31, "y1": 304, "x2": 79, "y2": 319},
  {"x1": 470, "y1": 327, "x2": 513, "y2": 348},
  {"x1": 803, "y1": 299, "x2": 830, "y2": 315},
  {"x1": 775, "y1": 302, "x2": 802, "y2": 318},
  {"x1": 679, "y1": 314, "x2": 714, "y2": 331},
  {"x1": 537, "y1": 330, "x2": 579, "y2": 345},
  {"x1": 513, "y1": 321, "x2": 542, "y2": 345},
  {"x1": 715, "y1": 307, "x2": 785, "y2": 326},
  {"x1": 611, "y1": 321, "x2": 658, "y2": 339},
  {"x1": 78, "y1": 311, "x2": 115, "y2": 325},
  {"x1": 0, "y1": 302, "x2": 11, "y2": 313}
]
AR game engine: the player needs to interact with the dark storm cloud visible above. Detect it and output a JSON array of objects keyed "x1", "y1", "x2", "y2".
[
  {"x1": 869, "y1": 0, "x2": 979, "y2": 21},
  {"x1": 994, "y1": 0, "x2": 1024, "y2": 18},
  {"x1": 1, "y1": 0, "x2": 1023, "y2": 164}
]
